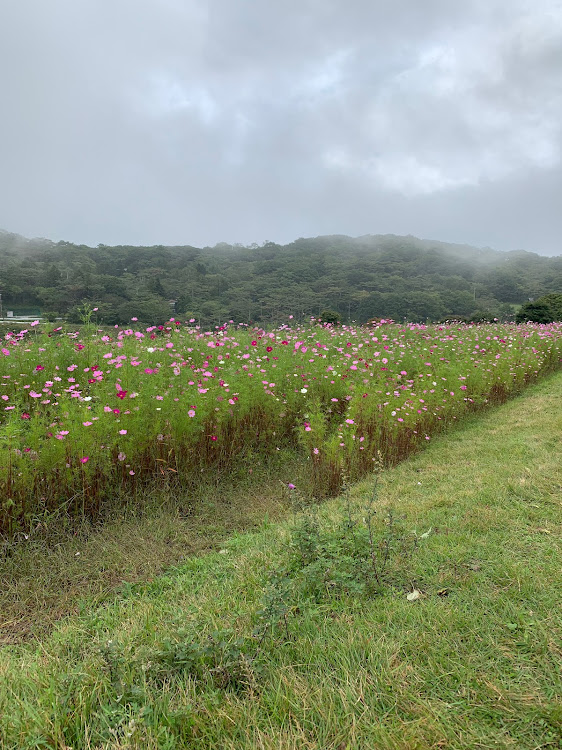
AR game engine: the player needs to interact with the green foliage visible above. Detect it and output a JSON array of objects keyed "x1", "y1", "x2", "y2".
[
  {"x1": 541, "y1": 293, "x2": 562, "y2": 319},
  {"x1": 1, "y1": 229, "x2": 561, "y2": 326},
  {"x1": 516, "y1": 293, "x2": 562, "y2": 323},
  {"x1": 140, "y1": 629, "x2": 255, "y2": 693},
  {"x1": 319, "y1": 308, "x2": 341, "y2": 325},
  {"x1": 279, "y1": 478, "x2": 413, "y2": 604},
  {"x1": 516, "y1": 301, "x2": 553, "y2": 323},
  {"x1": 251, "y1": 476, "x2": 414, "y2": 652},
  {"x1": 116, "y1": 293, "x2": 173, "y2": 325}
]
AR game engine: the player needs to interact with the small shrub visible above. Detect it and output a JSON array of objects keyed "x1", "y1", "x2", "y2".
[{"x1": 257, "y1": 474, "x2": 417, "y2": 636}]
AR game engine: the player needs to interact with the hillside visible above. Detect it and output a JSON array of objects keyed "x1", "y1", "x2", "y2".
[{"x1": 0, "y1": 230, "x2": 561, "y2": 325}]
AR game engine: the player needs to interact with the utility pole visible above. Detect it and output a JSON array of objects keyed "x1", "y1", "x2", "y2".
[{"x1": 0, "y1": 292, "x2": 3, "y2": 319}]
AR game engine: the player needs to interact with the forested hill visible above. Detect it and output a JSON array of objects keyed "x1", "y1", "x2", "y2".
[{"x1": 0, "y1": 229, "x2": 561, "y2": 325}]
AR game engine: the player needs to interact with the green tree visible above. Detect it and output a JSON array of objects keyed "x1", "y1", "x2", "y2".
[
  {"x1": 516, "y1": 293, "x2": 562, "y2": 323},
  {"x1": 515, "y1": 301, "x2": 553, "y2": 323},
  {"x1": 319, "y1": 309, "x2": 341, "y2": 325},
  {"x1": 116, "y1": 293, "x2": 172, "y2": 325}
]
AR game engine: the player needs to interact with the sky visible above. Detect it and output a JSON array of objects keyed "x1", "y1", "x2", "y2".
[{"x1": 1, "y1": 0, "x2": 561, "y2": 255}]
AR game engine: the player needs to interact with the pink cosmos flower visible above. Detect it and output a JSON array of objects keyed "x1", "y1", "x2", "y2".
[
  {"x1": 119, "y1": 429, "x2": 127, "y2": 435},
  {"x1": 188, "y1": 409, "x2": 196, "y2": 417},
  {"x1": 80, "y1": 456, "x2": 89, "y2": 463}
]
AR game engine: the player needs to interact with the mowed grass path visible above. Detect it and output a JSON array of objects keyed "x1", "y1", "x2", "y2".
[{"x1": 1, "y1": 371, "x2": 562, "y2": 748}]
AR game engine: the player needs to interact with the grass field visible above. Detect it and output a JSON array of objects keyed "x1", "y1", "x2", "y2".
[{"x1": 1, "y1": 367, "x2": 561, "y2": 748}]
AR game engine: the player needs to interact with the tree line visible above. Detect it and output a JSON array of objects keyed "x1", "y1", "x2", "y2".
[{"x1": 0, "y1": 230, "x2": 560, "y2": 326}]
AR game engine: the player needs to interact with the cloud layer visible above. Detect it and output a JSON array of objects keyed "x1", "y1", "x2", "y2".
[{"x1": 1, "y1": 0, "x2": 561, "y2": 253}]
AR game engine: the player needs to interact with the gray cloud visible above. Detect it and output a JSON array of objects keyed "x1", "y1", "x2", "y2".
[{"x1": 0, "y1": 0, "x2": 561, "y2": 253}]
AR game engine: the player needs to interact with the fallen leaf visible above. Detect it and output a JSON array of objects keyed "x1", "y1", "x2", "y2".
[{"x1": 407, "y1": 589, "x2": 421, "y2": 601}]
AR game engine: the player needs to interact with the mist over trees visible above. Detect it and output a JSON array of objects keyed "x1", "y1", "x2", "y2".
[{"x1": 0, "y1": 230, "x2": 560, "y2": 326}]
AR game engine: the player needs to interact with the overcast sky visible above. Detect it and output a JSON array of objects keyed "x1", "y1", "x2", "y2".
[{"x1": 1, "y1": 0, "x2": 561, "y2": 254}]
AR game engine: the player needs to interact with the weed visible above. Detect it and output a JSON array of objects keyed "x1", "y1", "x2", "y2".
[
  {"x1": 257, "y1": 470, "x2": 416, "y2": 640},
  {"x1": 145, "y1": 629, "x2": 256, "y2": 693}
]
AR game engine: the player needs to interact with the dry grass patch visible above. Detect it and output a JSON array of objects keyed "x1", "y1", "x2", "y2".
[{"x1": 0, "y1": 467, "x2": 292, "y2": 644}]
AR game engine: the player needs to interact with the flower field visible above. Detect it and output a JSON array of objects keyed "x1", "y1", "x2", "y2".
[{"x1": 1, "y1": 319, "x2": 561, "y2": 533}]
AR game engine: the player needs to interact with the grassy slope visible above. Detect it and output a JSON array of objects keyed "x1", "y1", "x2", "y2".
[
  {"x1": 1, "y1": 371, "x2": 562, "y2": 749},
  {"x1": 0, "y1": 464, "x2": 292, "y2": 644}
]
